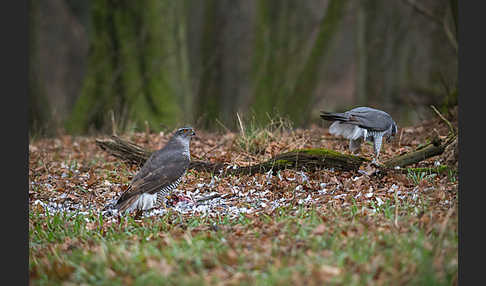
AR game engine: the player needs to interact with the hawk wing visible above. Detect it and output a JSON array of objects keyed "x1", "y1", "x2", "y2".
[
  {"x1": 344, "y1": 107, "x2": 393, "y2": 132},
  {"x1": 115, "y1": 151, "x2": 189, "y2": 208},
  {"x1": 130, "y1": 145, "x2": 171, "y2": 183}
]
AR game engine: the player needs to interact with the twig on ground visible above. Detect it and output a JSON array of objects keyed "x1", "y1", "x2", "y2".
[
  {"x1": 430, "y1": 105, "x2": 456, "y2": 136},
  {"x1": 398, "y1": 128, "x2": 404, "y2": 148}
]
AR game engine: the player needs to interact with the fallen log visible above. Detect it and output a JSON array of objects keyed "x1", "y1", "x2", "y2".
[
  {"x1": 383, "y1": 136, "x2": 447, "y2": 168},
  {"x1": 95, "y1": 136, "x2": 368, "y2": 175},
  {"x1": 383, "y1": 105, "x2": 457, "y2": 169},
  {"x1": 95, "y1": 131, "x2": 454, "y2": 175},
  {"x1": 95, "y1": 106, "x2": 457, "y2": 176},
  {"x1": 95, "y1": 135, "x2": 151, "y2": 166}
]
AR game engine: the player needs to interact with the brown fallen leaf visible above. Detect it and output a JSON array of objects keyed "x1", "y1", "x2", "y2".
[
  {"x1": 320, "y1": 264, "x2": 341, "y2": 276},
  {"x1": 312, "y1": 223, "x2": 327, "y2": 235}
]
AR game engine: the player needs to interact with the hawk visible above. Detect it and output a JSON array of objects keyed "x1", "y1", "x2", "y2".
[
  {"x1": 115, "y1": 127, "x2": 196, "y2": 213},
  {"x1": 320, "y1": 107, "x2": 397, "y2": 163}
]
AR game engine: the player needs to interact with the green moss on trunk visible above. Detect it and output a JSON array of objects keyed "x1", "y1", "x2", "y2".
[
  {"x1": 66, "y1": 0, "x2": 188, "y2": 134},
  {"x1": 294, "y1": 148, "x2": 364, "y2": 160},
  {"x1": 286, "y1": 0, "x2": 349, "y2": 126}
]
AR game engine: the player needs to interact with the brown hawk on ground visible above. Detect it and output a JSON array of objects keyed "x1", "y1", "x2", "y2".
[{"x1": 115, "y1": 127, "x2": 196, "y2": 213}]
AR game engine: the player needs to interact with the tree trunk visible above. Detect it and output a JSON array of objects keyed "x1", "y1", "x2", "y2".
[
  {"x1": 355, "y1": 0, "x2": 367, "y2": 106},
  {"x1": 66, "y1": 0, "x2": 188, "y2": 134},
  {"x1": 192, "y1": 0, "x2": 224, "y2": 130},
  {"x1": 286, "y1": 0, "x2": 349, "y2": 126}
]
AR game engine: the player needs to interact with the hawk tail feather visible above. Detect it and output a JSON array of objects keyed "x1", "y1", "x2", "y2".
[
  {"x1": 320, "y1": 112, "x2": 349, "y2": 122},
  {"x1": 115, "y1": 194, "x2": 140, "y2": 213},
  {"x1": 115, "y1": 192, "x2": 159, "y2": 214}
]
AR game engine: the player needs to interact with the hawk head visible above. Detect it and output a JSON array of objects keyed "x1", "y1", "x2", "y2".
[
  {"x1": 174, "y1": 127, "x2": 196, "y2": 138},
  {"x1": 172, "y1": 127, "x2": 196, "y2": 146},
  {"x1": 386, "y1": 121, "x2": 398, "y2": 143}
]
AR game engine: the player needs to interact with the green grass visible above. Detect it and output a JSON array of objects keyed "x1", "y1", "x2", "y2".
[
  {"x1": 29, "y1": 200, "x2": 457, "y2": 285},
  {"x1": 407, "y1": 168, "x2": 437, "y2": 185},
  {"x1": 235, "y1": 113, "x2": 294, "y2": 155}
]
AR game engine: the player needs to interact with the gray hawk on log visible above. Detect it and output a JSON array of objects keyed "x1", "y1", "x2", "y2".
[
  {"x1": 320, "y1": 107, "x2": 397, "y2": 163},
  {"x1": 115, "y1": 127, "x2": 196, "y2": 213}
]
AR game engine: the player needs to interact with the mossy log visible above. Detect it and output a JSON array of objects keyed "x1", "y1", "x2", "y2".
[
  {"x1": 383, "y1": 134, "x2": 457, "y2": 169},
  {"x1": 189, "y1": 149, "x2": 366, "y2": 175},
  {"x1": 230, "y1": 149, "x2": 368, "y2": 174},
  {"x1": 96, "y1": 135, "x2": 152, "y2": 166},
  {"x1": 95, "y1": 136, "x2": 367, "y2": 175},
  {"x1": 95, "y1": 133, "x2": 454, "y2": 175},
  {"x1": 383, "y1": 137, "x2": 445, "y2": 168}
]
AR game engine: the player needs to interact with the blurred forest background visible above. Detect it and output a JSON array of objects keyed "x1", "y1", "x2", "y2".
[{"x1": 28, "y1": 0, "x2": 457, "y2": 137}]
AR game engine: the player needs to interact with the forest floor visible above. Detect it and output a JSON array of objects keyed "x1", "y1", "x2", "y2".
[{"x1": 29, "y1": 113, "x2": 458, "y2": 285}]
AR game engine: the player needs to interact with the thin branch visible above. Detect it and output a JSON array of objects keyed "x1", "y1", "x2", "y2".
[{"x1": 430, "y1": 105, "x2": 456, "y2": 136}]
